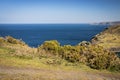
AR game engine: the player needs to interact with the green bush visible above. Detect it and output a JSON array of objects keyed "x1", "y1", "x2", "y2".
[
  {"x1": 85, "y1": 45, "x2": 120, "y2": 70},
  {"x1": 59, "y1": 43, "x2": 120, "y2": 71},
  {"x1": 39, "y1": 40, "x2": 60, "y2": 55},
  {"x1": 38, "y1": 40, "x2": 120, "y2": 71},
  {"x1": 108, "y1": 54, "x2": 120, "y2": 71},
  {"x1": 59, "y1": 45, "x2": 81, "y2": 62}
]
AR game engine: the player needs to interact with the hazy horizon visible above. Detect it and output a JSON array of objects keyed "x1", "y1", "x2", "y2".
[{"x1": 0, "y1": 0, "x2": 120, "y2": 24}]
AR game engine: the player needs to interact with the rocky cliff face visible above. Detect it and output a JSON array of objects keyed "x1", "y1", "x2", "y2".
[{"x1": 91, "y1": 25, "x2": 120, "y2": 52}]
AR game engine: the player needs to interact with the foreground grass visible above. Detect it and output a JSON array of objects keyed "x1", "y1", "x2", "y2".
[
  {"x1": 0, "y1": 46, "x2": 92, "y2": 71},
  {"x1": 0, "y1": 46, "x2": 120, "y2": 80},
  {"x1": 0, "y1": 46, "x2": 119, "y2": 73}
]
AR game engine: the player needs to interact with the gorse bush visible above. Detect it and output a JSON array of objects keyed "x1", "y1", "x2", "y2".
[
  {"x1": 38, "y1": 40, "x2": 60, "y2": 55},
  {"x1": 38, "y1": 40, "x2": 120, "y2": 71},
  {"x1": 78, "y1": 45, "x2": 120, "y2": 70},
  {"x1": 59, "y1": 45, "x2": 88, "y2": 63},
  {"x1": 86, "y1": 46, "x2": 111, "y2": 69},
  {"x1": 108, "y1": 53, "x2": 120, "y2": 71},
  {"x1": 59, "y1": 45, "x2": 81, "y2": 62}
]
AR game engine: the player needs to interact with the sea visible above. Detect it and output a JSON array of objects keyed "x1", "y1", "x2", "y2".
[{"x1": 0, "y1": 24, "x2": 108, "y2": 47}]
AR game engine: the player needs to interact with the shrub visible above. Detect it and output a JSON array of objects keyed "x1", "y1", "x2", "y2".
[
  {"x1": 5, "y1": 36, "x2": 26, "y2": 45},
  {"x1": 59, "y1": 45, "x2": 81, "y2": 62},
  {"x1": 39, "y1": 40, "x2": 60, "y2": 55},
  {"x1": 85, "y1": 45, "x2": 120, "y2": 70},
  {"x1": 108, "y1": 53, "x2": 120, "y2": 71},
  {"x1": 31, "y1": 39, "x2": 120, "y2": 71},
  {"x1": 0, "y1": 37, "x2": 5, "y2": 46}
]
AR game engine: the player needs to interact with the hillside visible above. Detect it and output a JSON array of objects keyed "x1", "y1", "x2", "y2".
[
  {"x1": 0, "y1": 31, "x2": 120, "y2": 80},
  {"x1": 91, "y1": 25, "x2": 120, "y2": 52}
]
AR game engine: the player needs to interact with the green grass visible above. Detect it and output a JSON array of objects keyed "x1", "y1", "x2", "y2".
[
  {"x1": 0, "y1": 42, "x2": 120, "y2": 80},
  {"x1": 0, "y1": 54, "x2": 91, "y2": 71},
  {"x1": 0, "y1": 46, "x2": 95, "y2": 72},
  {"x1": 0, "y1": 46, "x2": 119, "y2": 75}
]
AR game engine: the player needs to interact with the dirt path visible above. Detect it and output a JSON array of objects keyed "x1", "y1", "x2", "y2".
[{"x1": 0, "y1": 66, "x2": 120, "y2": 80}]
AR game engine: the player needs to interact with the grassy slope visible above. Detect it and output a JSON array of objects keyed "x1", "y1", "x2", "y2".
[
  {"x1": 0, "y1": 28, "x2": 120, "y2": 80},
  {"x1": 0, "y1": 46, "x2": 120, "y2": 80},
  {"x1": 91, "y1": 25, "x2": 120, "y2": 52},
  {"x1": 0, "y1": 46, "x2": 92, "y2": 71}
]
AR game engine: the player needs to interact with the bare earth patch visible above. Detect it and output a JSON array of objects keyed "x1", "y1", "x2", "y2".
[{"x1": 0, "y1": 65, "x2": 120, "y2": 80}]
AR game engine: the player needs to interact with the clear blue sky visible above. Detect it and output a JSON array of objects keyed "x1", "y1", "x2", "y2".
[{"x1": 0, "y1": 0, "x2": 120, "y2": 24}]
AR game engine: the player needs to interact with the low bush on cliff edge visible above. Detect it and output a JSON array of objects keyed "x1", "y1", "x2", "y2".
[
  {"x1": 38, "y1": 40, "x2": 120, "y2": 71},
  {"x1": 1, "y1": 36, "x2": 120, "y2": 71}
]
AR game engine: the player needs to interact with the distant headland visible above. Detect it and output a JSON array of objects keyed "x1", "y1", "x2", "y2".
[{"x1": 90, "y1": 21, "x2": 120, "y2": 25}]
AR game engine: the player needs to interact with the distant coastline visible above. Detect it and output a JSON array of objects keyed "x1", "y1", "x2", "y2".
[{"x1": 90, "y1": 21, "x2": 120, "y2": 25}]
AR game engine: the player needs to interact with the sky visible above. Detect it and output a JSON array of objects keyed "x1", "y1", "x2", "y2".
[{"x1": 0, "y1": 0, "x2": 120, "y2": 24}]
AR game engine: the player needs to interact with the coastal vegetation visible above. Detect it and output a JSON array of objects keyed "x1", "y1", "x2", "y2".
[
  {"x1": 0, "y1": 25, "x2": 120, "y2": 80},
  {"x1": 0, "y1": 35, "x2": 120, "y2": 71}
]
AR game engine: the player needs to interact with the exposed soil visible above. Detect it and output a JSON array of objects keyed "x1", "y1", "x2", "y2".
[{"x1": 0, "y1": 65, "x2": 120, "y2": 80}]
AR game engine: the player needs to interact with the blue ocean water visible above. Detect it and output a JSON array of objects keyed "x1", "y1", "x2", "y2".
[{"x1": 0, "y1": 24, "x2": 108, "y2": 47}]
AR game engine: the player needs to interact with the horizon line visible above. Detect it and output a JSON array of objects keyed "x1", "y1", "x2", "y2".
[
  {"x1": 0, "y1": 20, "x2": 120, "y2": 25},
  {"x1": 0, "y1": 20, "x2": 119, "y2": 24}
]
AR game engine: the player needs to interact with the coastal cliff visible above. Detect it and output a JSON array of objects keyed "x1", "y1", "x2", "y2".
[{"x1": 91, "y1": 25, "x2": 120, "y2": 52}]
